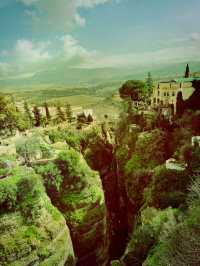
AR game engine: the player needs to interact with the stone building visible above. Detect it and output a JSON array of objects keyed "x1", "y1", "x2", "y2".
[{"x1": 151, "y1": 77, "x2": 200, "y2": 115}]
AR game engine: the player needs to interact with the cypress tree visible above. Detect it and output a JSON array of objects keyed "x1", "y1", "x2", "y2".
[
  {"x1": 24, "y1": 101, "x2": 33, "y2": 127},
  {"x1": 146, "y1": 72, "x2": 153, "y2": 96},
  {"x1": 44, "y1": 102, "x2": 51, "y2": 122},
  {"x1": 65, "y1": 103, "x2": 73, "y2": 123},
  {"x1": 56, "y1": 105, "x2": 66, "y2": 124},
  {"x1": 87, "y1": 114, "x2": 93, "y2": 124},
  {"x1": 185, "y1": 64, "x2": 190, "y2": 78},
  {"x1": 176, "y1": 91, "x2": 185, "y2": 117},
  {"x1": 33, "y1": 106, "x2": 42, "y2": 127}
]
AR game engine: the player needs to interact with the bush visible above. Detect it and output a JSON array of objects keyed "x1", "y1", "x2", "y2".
[
  {"x1": 127, "y1": 129, "x2": 168, "y2": 170},
  {"x1": 0, "y1": 166, "x2": 44, "y2": 219},
  {"x1": 144, "y1": 165, "x2": 189, "y2": 209},
  {"x1": 125, "y1": 169, "x2": 152, "y2": 210},
  {"x1": 187, "y1": 176, "x2": 200, "y2": 208},
  {"x1": 171, "y1": 127, "x2": 192, "y2": 159},
  {"x1": 144, "y1": 206, "x2": 200, "y2": 266},
  {"x1": 0, "y1": 156, "x2": 16, "y2": 179},
  {"x1": 122, "y1": 207, "x2": 179, "y2": 266},
  {"x1": 84, "y1": 138, "x2": 113, "y2": 173},
  {"x1": 35, "y1": 162, "x2": 63, "y2": 194},
  {"x1": 16, "y1": 134, "x2": 53, "y2": 163}
]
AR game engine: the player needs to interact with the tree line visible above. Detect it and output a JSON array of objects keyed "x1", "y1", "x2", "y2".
[{"x1": 0, "y1": 95, "x2": 74, "y2": 136}]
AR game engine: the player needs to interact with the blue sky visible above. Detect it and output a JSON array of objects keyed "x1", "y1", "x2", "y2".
[{"x1": 0, "y1": 0, "x2": 200, "y2": 79}]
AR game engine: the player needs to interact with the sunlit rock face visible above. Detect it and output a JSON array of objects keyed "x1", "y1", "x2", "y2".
[
  {"x1": 0, "y1": 166, "x2": 75, "y2": 266},
  {"x1": 41, "y1": 150, "x2": 109, "y2": 266}
]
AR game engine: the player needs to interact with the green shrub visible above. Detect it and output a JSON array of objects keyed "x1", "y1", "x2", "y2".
[
  {"x1": 143, "y1": 177, "x2": 200, "y2": 265},
  {"x1": 0, "y1": 166, "x2": 44, "y2": 220},
  {"x1": 144, "y1": 165, "x2": 189, "y2": 209},
  {"x1": 0, "y1": 156, "x2": 15, "y2": 178},
  {"x1": 0, "y1": 178, "x2": 18, "y2": 211},
  {"x1": 125, "y1": 169, "x2": 152, "y2": 213},
  {"x1": 16, "y1": 134, "x2": 53, "y2": 163},
  {"x1": 144, "y1": 206, "x2": 200, "y2": 266},
  {"x1": 122, "y1": 208, "x2": 179, "y2": 266},
  {"x1": 35, "y1": 162, "x2": 63, "y2": 193},
  {"x1": 134, "y1": 129, "x2": 168, "y2": 169},
  {"x1": 187, "y1": 176, "x2": 200, "y2": 207}
]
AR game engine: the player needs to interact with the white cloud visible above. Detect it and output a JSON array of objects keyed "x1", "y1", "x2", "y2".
[
  {"x1": 75, "y1": 13, "x2": 86, "y2": 27},
  {"x1": 14, "y1": 39, "x2": 50, "y2": 62},
  {"x1": 0, "y1": 35, "x2": 96, "y2": 79},
  {"x1": 18, "y1": 0, "x2": 113, "y2": 31},
  {"x1": 1, "y1": 31, "x2": 200, "y2": 81},
  {"x1": 76, "y1": 0, "x2": 111, "y2": 8},
  {"x1": 0, "y1": 39, "x2": 51, "y2": 78},
  {"x1": 77, "y1": 43, "x2": 200, "y2": 69},
  {"x1": 62, "y1": 35, "x2": 96, "y2": 61},
  {"x1": 18, "y1": 0, "x2": 38, "y2": 5},
  {"x1": 190, "y1": 32, "x2": 200, "y2": 42}
]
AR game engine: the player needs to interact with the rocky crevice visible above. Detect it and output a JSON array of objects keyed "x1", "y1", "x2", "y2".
[{"x1": 36, "y1": 150, "x2": 110, "y2": 266}]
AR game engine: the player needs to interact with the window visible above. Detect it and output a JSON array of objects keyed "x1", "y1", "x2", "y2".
[
  {"x1": 172, "y1": 92, "x2": 175, "y2": 97},
  {"x1": 164, "y1": 92, "x2": 166, "y2": 96},
  {"x1": 158, "y1": 90, "x2": 160, "y2": 96}
]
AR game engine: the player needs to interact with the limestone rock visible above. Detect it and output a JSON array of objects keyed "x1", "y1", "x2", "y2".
[
  {"x1": 0, "y1": 166, "x2": 75, "y2": 266},
  {"x1": 41, "y1": 150, "x2": 109, "y2": 266}
]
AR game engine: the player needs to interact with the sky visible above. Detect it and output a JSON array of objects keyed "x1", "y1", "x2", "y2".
[{"x1": 0, "y1": 0, "x2": 200, "y2": 80}]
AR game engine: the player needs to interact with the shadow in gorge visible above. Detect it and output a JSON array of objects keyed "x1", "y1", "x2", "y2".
[
  {"x1": 84, "y1": 140, "x2": 129, "y2": 262},
  {"x1": 101, "y1": 169, "x2": 129, "y2": 261}
]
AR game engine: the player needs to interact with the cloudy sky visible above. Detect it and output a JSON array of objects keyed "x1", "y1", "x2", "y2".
[{"x1": 0, "y1": 0, "x2": 200, "y2": 80}]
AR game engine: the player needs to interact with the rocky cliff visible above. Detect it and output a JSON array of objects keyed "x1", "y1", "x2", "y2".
[
  {"x1": 36, "y1": 149, "x2": 109, "y2": 266},
  {"x1": 0, "y1": 166, "x2": 75, "y2": 266}
]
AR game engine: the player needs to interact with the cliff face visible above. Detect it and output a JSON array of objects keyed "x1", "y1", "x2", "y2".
[
  {"x1": 0, "y1": 166, "x2": 75, "y2": 266},
  {"x1": 38, "y1": 150, "x2": 109, "y2": 266}
]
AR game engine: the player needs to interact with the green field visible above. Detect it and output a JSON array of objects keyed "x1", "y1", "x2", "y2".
[{"x1": 0, "y1": 82, "x2": 123, "y2": 121}]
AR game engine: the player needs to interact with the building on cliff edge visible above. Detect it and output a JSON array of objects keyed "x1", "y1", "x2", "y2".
[{"x1": 150, "y1": 65, "x2": 200, "y2": 118}]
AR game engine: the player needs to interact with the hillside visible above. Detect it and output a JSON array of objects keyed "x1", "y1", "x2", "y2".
[{"x1": 1, "y1": 61, "x2": 200, "y2": 88}]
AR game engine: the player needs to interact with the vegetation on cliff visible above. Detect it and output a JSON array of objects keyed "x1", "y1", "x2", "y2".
[{"x1": 0, "y1": 164, "x2": 75, "y2": 265}]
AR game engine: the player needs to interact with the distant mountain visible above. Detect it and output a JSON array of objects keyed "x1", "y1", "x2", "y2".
[{"x1": 1, "y1": 61, "x2": 200, "y2": 88}]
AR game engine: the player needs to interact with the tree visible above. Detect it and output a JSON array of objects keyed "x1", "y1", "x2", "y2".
[
  {"x1": 144, "y1": 165, "x2": 188, "y2": 209},
  {"x1": 180, "y1": 144, "x2": 193, "y2": 169},
  {"x1": 65, "y1": 103, "x2": 73, "y2": 123},
  {"x1": 127, "y1": 129, "x2": 168, "y2": 169},
  {"x1": 24, "y1": 101, "x2": 33, "y2": 127},
  {"x1": 0, "y1": 94, "x2": 19, "y2": 135},
  {"x1": 185, "y1": 80, "x2": 200, "y2": 111},
  {"x1": 146, "y1": 72, "x2": 154, "y2": 97},
  {"x1": 191, "y1": 111, "x2": 200, "y2": 135},
  {"x1": 56, "y1": 106, "x2": 66, "y2": 124},
  {"x1": 119, "y1": 80, "x2": 145, "y2": 102},
  {"x1": 33, "y1": 106, "x2": 42, "y2": 127},
  {"x1": 176, "y1": 91, "x2": 185, "y2": 117},
  {"x1": 44, "y1": 102, "x2": 51, "y2": 122},
  {"x1": 184, "y1": 63, "x2": 190, "y2": 78},
  {"x1": 87, "y1": 114, "x2": 93, "y2": 124}
]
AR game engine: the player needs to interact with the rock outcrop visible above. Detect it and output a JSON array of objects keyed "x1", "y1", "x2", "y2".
[
  {"x1": 37, "y1": 149, "x2": 109, "y2": 266},
  {"x1": 0, "y1": 166, "x2": 75, "y2": 266}
]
